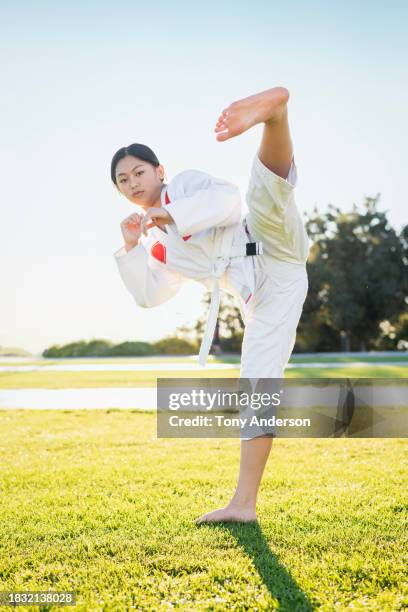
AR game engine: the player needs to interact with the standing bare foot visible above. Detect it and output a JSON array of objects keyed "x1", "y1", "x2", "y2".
[
  {"x1": 194, "y1": 504, "x2": 257, "y2": 525},
  {"x1": 214, "y1": 86, "x2": 289, "y2": 142}
]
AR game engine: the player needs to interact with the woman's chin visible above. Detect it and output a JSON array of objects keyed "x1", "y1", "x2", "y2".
[{"x1": 132, "y1": 196, "x2": 150, "y2": 208}]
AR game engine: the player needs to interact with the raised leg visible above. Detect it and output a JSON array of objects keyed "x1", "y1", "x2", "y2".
[
  {"x1": 214, "y1": 86, "x2": 293, "y2": 179},
  {"x1": 259, "y1": 105, "x2": 293, "y2": 179}
]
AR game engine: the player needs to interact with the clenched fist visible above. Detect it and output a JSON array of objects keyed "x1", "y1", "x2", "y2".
[
  {"x1": 140, "y1": 207, "x2": 174, "y2": 236},
  {"x1": 120, "y1": 208, "x2": 174, "y2": 252},
  {"x1": 120, "y1": 213, "x2": 143, "y2": 252}
]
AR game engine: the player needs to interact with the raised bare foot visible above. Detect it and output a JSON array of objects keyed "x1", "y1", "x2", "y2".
[
  {"x1": 214, "y1": 86, "x2": 289, "y2": 142},
  {"x1": 194, "y1": 504, "x2": 257, "y2": 525}
]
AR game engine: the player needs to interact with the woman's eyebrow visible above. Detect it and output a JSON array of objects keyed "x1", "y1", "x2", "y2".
[{"x1": 116, "y1": 164, "x2": 144, "y2": 177}]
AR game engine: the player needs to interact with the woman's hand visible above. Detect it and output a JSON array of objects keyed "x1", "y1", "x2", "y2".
[
  {"x1": 120, "y1": 208, "x2": 174, "y2": 252},
  {"x1": 120, "y1": 213, "x2": 143, "y2": 252},
  {"x1": 140, "y1": 207, "x2": 174, "y2": 236}
]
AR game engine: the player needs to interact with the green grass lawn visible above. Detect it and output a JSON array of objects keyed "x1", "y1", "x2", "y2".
[
  {"x1": 0, "y1": 365, "x2": 407, "y2": 389},
  {"x1": 218, "y1": 355, "x2": 408, "y2": 365},
  {"x1": 291, "y1": 356, "x2": 408, "y2": 363},
  {"x1": 0, "y1": 356, "x2": 201, "y2": 367},
  {"x1": 0, "y1": 369, "x2": 239, "y2": 389},
  {"x1": 1, "y1": 357, "x2": 407, "y2": 609},
  {"x1": 1, "y1": 354, "x2": 407, "y2": 368},
  {"x1": 0, "y1": 355, "x2": 406, "y2": 390},
  {"x1": 0, "y1": 410, "x2": 407, "y2": 611}
]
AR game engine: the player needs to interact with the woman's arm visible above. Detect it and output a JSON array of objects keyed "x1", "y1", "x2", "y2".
[
  {"x1": 114, "y1": 213, "x2": 183, "y2": 308},
  {"x1": 164, "y1": 170, "x2": 242, "y2": 237},
  {"x1": 114, "y1": 242, "x2": 184, "y2": 308}
]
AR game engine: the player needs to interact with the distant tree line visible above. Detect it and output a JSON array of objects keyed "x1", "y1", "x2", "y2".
[
  {"x1": 42, "y1": 337, "x2": 198, "y2": 358},
  {"x1": 0, "y1": 346, "x2": 32, "y2": 357}
]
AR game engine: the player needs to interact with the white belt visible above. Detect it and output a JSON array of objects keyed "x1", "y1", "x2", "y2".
[{"x1": 198, "y1": 228, "x2": 263, "y2": 367}]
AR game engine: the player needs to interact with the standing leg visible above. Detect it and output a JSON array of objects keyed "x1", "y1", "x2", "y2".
[
  {"x1": 195, "y1": 87, "x2": 298, "y2": 525},
  {"x1": 195, "y1": 436, "x2": 272, "y2": 524}
]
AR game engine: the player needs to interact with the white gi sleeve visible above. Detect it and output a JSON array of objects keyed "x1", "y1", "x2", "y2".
[
  {"x1": 166, "y1": 170, "x2": 242, "y2": 236},
  {"x1": 113, "y1": 243, "x2": 184, "y2": 308}
]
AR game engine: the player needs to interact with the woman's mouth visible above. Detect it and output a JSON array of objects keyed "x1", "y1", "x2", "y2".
[{"x1": 133, "y1": 191, "x2": 144, "y2": 197}]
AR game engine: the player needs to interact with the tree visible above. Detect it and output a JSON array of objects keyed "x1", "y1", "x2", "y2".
[
  {"x1": 394, "y1": 311, "x2": 408, "y2": 350},
  {"x1": 301, "y1": 195, "x2": 408, "y2": 351},
  {"x1": 42, "y1": 339, "x2": 158, "y2": 357},
  {"x1": 372, "y1": 311, "x2": 408, "y2": 351},
  {"x1": 176, "y1": 291, "x2": 245, "y2": 355},
  {"x1": 43, "y1": 341, "x2": 89, "y2": 357},
  {"x1": 217, "y1": 292, "x2": 244, "y2": 352},
  {"x1": 153, "y1": 337, "x2": 197, "y2": 355},
  {"x1": 107, "y1": 341, "x2": 158, "y2": 356}
]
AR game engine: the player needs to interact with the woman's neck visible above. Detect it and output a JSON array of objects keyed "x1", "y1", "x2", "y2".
[{"x1": 142, "y1": 184, "x2": 166, "y2": 211}]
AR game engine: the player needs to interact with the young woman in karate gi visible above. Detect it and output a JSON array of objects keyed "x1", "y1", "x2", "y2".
[{"x1": 111, "y1": 87, "x2": 310, "y2": 524}]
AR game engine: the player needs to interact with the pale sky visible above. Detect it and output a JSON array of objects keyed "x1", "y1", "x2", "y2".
[{"x1": 1, "y1": 0, "x2": 407, "y2": 355}]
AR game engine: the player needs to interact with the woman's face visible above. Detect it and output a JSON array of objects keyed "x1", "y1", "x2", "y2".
[{"x1": 115, "y1": 155, "x2": 164, "y2": 209}]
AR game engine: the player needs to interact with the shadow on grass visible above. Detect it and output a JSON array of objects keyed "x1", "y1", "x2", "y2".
[{"x1": 199, "y1": 520, "x2": 315, "y2": 611}]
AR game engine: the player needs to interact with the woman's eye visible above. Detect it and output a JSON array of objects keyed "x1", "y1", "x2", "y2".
[
  {"x1": 136, "y1": 171, "x2": 144, "y2": 176},
  {"x1": 120, "y1": 178, "x2": 127, "y2": 183}
]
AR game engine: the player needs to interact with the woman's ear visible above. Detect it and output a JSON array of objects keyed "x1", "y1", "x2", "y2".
[{"x1": 158, "y1": 164, "x2": 165, "y2": 182}]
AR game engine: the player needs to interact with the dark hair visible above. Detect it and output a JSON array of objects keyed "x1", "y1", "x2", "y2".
[{"x1": 110, "y1": 143, "x2": 161, "y2": 185}]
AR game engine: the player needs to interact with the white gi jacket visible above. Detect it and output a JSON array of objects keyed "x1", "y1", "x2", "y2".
[
  {"x1": 113, "y1": 169, "x2": 263, "y2": 366},
  {"x1": 114, "y1": 170, "x2": 262, "y2": 365}
]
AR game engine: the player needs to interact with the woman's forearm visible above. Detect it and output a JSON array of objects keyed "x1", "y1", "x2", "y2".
[{"x1": 125, "y1": 240, "x2": 139, "y2": 253}]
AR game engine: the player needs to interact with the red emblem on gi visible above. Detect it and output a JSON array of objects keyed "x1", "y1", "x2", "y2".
[
  {"x1": 151, "y1": 241, "x2": 166, "y2": 264},
  {"x1": 164, "y1": 190, "x2": 191, "y2": 242}
]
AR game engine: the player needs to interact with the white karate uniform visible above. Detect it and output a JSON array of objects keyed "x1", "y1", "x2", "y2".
[{"x1": 113, "y1": 153, "x2": 310, "y2": 385}]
